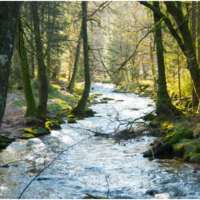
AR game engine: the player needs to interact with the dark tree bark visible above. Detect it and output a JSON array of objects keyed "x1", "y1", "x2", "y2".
[
  {"x1": 72, "y1": 1, "x2": 90, "y2": 117},
  {"x1": 67, "y1": 28, "x2": 82, "y2": 93},
  {"x1": 191, "y1": 1, "x2": 199, "y2": 110},
  {"x1": 31, "y1": 2, "x2": 48, "y2": 121},
  {"x1": 198, "y1": 1, "x2": 200, "y2": 64},
  {"x1": 15, "y1": 18, "x2": 37, "y2": 116},
  {"x1": 153, "y1": 1, "x2": 179, "y2": 117},
  {"x1": 0, "y1": 2, "x2": 20, "y2": 127}
]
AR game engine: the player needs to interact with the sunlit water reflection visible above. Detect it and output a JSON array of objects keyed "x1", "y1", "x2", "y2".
[{"x1": 0, "y1": 83, "x2": 200, "y2": 199}]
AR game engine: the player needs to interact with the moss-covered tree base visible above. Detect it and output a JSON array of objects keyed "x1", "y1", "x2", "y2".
[
  {"x1": 143, "y1": 127, "x2": 193, "y2": 158},
  {"x1": 156, "y1": 99, "x2": 183, "y2": 120}
]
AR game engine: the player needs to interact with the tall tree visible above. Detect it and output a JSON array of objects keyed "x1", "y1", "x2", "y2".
[
  {"x1": 153, "y1": 1, "x2": 179, "y2": 117},
  {"x1": 198, "y1": 1, "x2": 200, "y2": 65},
  {"x1": 191, "y1": 1, "x2": 199, "y2": 110},
  {"x1": 67, "y1": 28, "x2": 82, "y2": 93},
  {"x1": 31, "y1": 2, "x2": 48, "y2": 121},
  {"x1": 72, "y1": 1, "x2": 90, "y2": 117},
  {"x1": 140, "y1": 1, "x2": 200, "y2": 107},
  {"x1": 0, "y1": 2, "x2": 20, "y2": 127},
  {"x1": 15, "y1": 17, "x2": 36, "y2": 116}
]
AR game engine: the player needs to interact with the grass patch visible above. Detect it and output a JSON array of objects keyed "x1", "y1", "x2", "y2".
[{"x1": 13, "y1": 100, "x2": 26, "y2": 107}]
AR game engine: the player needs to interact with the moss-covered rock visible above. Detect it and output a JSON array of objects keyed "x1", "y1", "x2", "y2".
[
  {"x1": 131, "y1": 108, "x2": 139, "y2": 111},
  {"x1": 102, "y1": 97, "x2": 115, "y2": 101},
  {"x1": 172, "y1": 139, "x2": 200, "y2": 163},
  {"x1": 22, "y1": 126, "x2": 50, "y2": 137},
  {"x1": 90, "y1": 93, "x2": 103, "y2": 98},
  {"x1": 85, "y1": 108, "x2": 95, "y2": 117},
  {"x1": 100, "y1": 100, "x2": 107, "y2": 103},
  {"x1": 116, "y1": 100, "x2": 124, "y2": 102},
  {"x1": 20, "y1": 134, "x2": 35, "y2": 139},
  {"x1": 49, "y1": 116, "x2": 65, "y2": 124},
  {"x1": 144, "y1": 127, "x2": 193, "y2": 158},
  {"x1": 67, "y1": 118, "x2": 77, "y2": 123},
  {"x1": 45, "y1": 121, "x2": 61, "y2": 130}
]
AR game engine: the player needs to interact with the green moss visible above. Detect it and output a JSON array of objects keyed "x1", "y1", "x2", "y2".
[
  {"x1": 190, "y1": 153, "x2": 200, "y2": 163},
  {"x1": 161, "y1": 122, "x2": 178, "y2": 135},
  {"x1": 22, "y1": 126, "x2": 50, "y2": 137},
  {"x1": 47, "y1": 116, "x2": 65, "y2": 124},
  {"x1": 102, "y1": 97, "x2": 115, "y2": 101},
  {"x1": 100, "y1": 100, "x2": 107, "y2": 103},
  {"x1": 13, "y1": 100, "x2": 27, "y2": 107},
  {"x1": 193, "y1": 123, "x2": 200, "y2": 138},
  {"x1": 0, "y1": 143, "x2": 8, "y2": 149},
  {"x1": 20, "y1": 134, "x2": 35, "y2": 139},
  {"x1": 50, "y1": 84, "x2": 61, "y2": 90},
  {"x1": 116, "y1": 100, "x2": 124, "y2": 102},
  {"x1": 90, "y1": 93, "x2": 103, "y2": 98},
  {"x1": 193, "y1": 145, "x2": 200, "y2": 153},
  {"x1": 68, "y1": 114, "x2": 75, "y2": 118},
  {"x1": 183, "y1": 153, "x2": 191, "y2": 162},
  {"x1": 169, "y1": 127, "x2": 193, "y2": 144},
  {"x1": 45, "y1": 121, "x2": 61, "y2": 130},
  {"x1": 85, "y1": 108, "x2": 95, "y2": 117},
  {"x1": 67, "y1": 118, "x2": 77, "y2": 123}
]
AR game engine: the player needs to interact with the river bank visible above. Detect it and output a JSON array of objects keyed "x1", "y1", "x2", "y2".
[{"x1": 118, "y1": 81, "x2": 200, "y2": 164}]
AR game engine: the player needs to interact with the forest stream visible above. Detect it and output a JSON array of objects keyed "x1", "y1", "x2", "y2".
[{"x1": 1, "y1": 83, "x2": 200, "y2": 199}]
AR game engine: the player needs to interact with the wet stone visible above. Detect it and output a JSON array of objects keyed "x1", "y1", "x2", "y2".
[{"x1": 37, "y1": 177, "x2": 52, "y2": 181}]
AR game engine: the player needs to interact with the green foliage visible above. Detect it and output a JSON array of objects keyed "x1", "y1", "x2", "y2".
[
  {"x1": 13, "y1": 100, "x2": 27, "y2": 107},
  {"x1": 167, "y1": 127, "x2": 193, "y2": 144}
]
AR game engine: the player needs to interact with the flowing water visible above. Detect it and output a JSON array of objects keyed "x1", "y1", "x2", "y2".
[{"x1": 0, "y1": 83, "x2": 200, "y2": 199}]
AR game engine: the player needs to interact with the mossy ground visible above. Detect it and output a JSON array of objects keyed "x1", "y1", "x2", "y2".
[{"x1": 0, "y1": 135, "x2": 16, "y2": 150}]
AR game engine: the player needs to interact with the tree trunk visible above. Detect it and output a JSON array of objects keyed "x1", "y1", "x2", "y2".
[
  {"x1": 177, "y1": 53, "x2": 181, "y2": 100},
  {"x1": 15, "y1": 18, "x2": 37, "y2": 116},
  {"x1": 153, "y1": 1, "x2": 179, "y2": 117},
  {"x1": 164, "y1": 2, "x2": 200, "y2": 107},
  {"x1": 198, "y1": 1, "x2": 200, "y2": 64},
  {"x1": 141, "y1": 57, "x2": 147, "y2": 80},
  {"x1": 191, "y1": 1, "x2": 199, "y2": 110},
  {"x1": 140, "y1": 1, "x2": 200, "y2": 107},
  {"x1": 0, "y1": 2, "x2": 20, "y2": 127},
  {"x1": 150, "y1": 27, "x2": 157, "y2": 89},
  {"x1": 73, "y1": 1, "x2": 90, "y2": 117},
  {"x1": 31, "y1": 2, "x2": 48, "y2": 121},
  {"x1": 67, "y1": 28, "x2": 82, "y2": 93}
]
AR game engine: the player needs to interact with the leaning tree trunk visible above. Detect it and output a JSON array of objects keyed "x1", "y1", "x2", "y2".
[
  {"x1": 67, "y1": 28, "x2": 82, "y2": 93},
  {"x1": 153, "y1": 1, "x2": 179, "y2": 117},
  {"x1": 15, "y1": 18, "x2": 37, "y2": 116},
  {"x1": 31, "y1": 2, "x2": 48, "y2": 121},
  {"x1": 73, "y1": 1, "x2": 90, "y2": 117},
  {"x1": 0, "y1": 2, "x2": 20, "y2": 128}
]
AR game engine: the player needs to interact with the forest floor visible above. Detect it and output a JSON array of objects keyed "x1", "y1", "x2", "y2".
[{"x1": 0, "y1": 81, "x2": 79, "y2": 138}]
